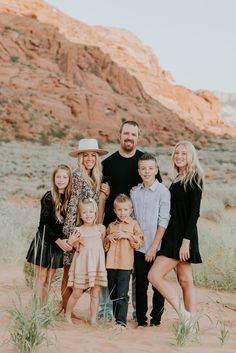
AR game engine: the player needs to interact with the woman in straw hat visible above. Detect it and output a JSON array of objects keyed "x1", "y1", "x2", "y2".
[{"x1": 61, "y1": 138, "x2": 109, "y2": 314}]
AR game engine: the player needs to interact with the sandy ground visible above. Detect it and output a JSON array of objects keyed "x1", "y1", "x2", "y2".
[
  {"x1": 0, "y1": 264, "x2": 235, "y2": 353},
  {"x1": 0, "y1": 141, "x2": 235, "y2": 352}
]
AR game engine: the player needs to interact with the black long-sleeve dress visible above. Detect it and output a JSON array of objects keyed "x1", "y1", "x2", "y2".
[
  {"x1": 26, "y1": 191, "x2": 65, "y2": 269},
  {"x1": 158, "y1": 179, "x2": 202, "y2": 263}
]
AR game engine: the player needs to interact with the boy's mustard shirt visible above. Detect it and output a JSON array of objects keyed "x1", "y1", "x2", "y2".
[{"x1": 104, "y1": 217, "x2": 144, "y2": 270}]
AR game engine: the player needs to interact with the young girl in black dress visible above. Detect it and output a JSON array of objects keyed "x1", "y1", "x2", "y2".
[
  {"x1": 26, "y1": 164, "x2": 72, "y2": 304},
  {"x1": 148, "y1": 141, "x2": 204, "y2": 320}
]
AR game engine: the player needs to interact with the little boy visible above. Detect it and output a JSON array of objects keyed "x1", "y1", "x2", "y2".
[
  {"x1": 104, "y1": 194, "x2": 144, "y2": 328},
  {"x1": 130, "y1": 153, "x2": 170, "y2": 327}
]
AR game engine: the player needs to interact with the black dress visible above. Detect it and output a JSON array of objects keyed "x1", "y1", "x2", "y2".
[
  {"x1": 158, "y1": 180, "x2": 202, "y2": 264},
  {"x1": 26, "y1": 191, "x2": 65, "y2": 269}
]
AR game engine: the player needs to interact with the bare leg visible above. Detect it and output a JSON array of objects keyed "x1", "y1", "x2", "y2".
[
  {"x1": 61, "y1": 265, "x2": 72, "y2": 313},
  {"x1": 90, "y1": 286, "x2": 101, "y2": 325},
  {"x1": 35, "y1": 266, "x2": 48, "y2": 304},
  {"x1": 65, "y1": 288, "x2": 83, "y2": 323},
  {"x1": 148, "y1": 256, "x2": 190, "y2": 317},
  {"x1": 176, "y1": 262, "x2": 196, "y2": 315},
  {"x1": 43, "y1": 268, "x2": 56, "y2": 303}
]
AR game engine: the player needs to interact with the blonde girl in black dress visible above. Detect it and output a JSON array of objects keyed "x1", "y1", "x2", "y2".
[
  {"x1": 148, "y1": 141, "x2": 204, "y2": 320},
  {"x1": 26, "y1": 165, "x2": 72, "y2": 304}
]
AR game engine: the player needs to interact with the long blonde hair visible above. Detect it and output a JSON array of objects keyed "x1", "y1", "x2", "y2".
[
  {"x1": 172, "y1": 141, "x2": 204, "y2": 191},
  {"x1": 51, "y1": 164, "x2": 72, "y2": 223},
  {"x1": 77, "y1": 153, "x2": 102, "y2": 192}
]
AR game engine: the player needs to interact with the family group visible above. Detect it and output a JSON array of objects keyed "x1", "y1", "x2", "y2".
[{"x1": 26, "y1": 120, "x2": 204, "y2": 329}]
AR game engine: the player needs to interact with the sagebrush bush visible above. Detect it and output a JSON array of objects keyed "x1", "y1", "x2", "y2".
[{"x1": 201, "y1": 196, "x2": 224, "y2": 222}]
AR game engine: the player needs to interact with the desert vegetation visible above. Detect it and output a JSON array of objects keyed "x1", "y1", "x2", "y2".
[
  {"x1": 0, "y1": 139, "x2": 235, "y2": 352},
  {"x1": 0, "y1": 139, "x2": 236, "y2": 289}
]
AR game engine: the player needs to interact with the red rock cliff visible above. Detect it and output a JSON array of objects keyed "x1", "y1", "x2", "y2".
[{"x1": 0, "y1": 0, "x2": 234, "y2": 144}]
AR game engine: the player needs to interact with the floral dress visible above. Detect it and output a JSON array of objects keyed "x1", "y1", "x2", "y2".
[{"x1": 63, "y1": 169, "x2": 99, "y2": 266}]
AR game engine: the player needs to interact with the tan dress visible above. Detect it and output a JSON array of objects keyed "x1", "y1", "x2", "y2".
[
  {"x1": 63, "y1": 169, "x2": 100, "y2": 266},
  {"x1": 68, "y1": 225, "x2": 107, "y2": 289}
]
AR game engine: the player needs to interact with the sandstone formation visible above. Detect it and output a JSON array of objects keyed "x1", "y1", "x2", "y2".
[{"x1": 0, "y1": 0, "x2": 235, "y2": 145}]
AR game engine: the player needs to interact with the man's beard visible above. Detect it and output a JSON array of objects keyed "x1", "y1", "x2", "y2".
[{"x1": 122, "y1": 139, "x2": 135, "y2": 152}]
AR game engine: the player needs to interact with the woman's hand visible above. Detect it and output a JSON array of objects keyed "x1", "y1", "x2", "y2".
[
  {"x1": 100, "y1": 182, "x2": 110, "y2": 199},
  {"x1": 145, "y1": 246, "x2": 157, "y2": 262},
  {"x1": 179, "y1": 239, "x2": 190, "y2": 261},
  {"x1": 55, "y1": 238, "x2": 72, "y2": 252}
]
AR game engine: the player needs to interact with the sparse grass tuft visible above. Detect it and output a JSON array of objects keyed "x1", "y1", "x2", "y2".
[
  {"x1": 217, "y1": 318, "x2": 229, "y2": 345},
  {"x1": 173, "y1": 315, "x2": 200, "y2": 346},
  {"x1": 8, "y1": 293, "x2": 58, "y2": 353},
  {"x1": 23, "y1": 261, "x2": 63, "y2": 290}
]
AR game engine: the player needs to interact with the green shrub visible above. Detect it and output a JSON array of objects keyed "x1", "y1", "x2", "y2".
[
  {"x1": 48, "y1": 128, "x2": 66, "y2": 139},
  {"x1": 38, "y1": 133, "x2": 51, "y2": 146},
  {"x1": 10, "y1": 55, "x2": 19, "y2": 63}
]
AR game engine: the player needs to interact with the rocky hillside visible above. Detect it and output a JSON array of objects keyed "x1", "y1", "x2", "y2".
[
  {"x1": 0, "y1": 0, "x2": 235, "y2": 145},
  {"x1": 215, "y1": 92, "x2": 236, "y2": 126}
]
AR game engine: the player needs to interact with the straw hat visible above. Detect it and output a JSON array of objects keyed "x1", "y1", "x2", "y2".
[{"x1": 69, "y1": 138, "x2": 108, "y2": 157}]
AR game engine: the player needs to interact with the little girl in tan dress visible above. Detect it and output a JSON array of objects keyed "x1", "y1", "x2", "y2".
[{"x1": 65, "y1": 198, "x2": 107, "y2": 325}]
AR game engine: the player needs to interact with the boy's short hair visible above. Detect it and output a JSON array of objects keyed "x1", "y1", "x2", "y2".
[
  {"x1": 114, "y1": 193, "x2": 132, "y2": 208},
  {"x1": 138, "y1": 153, "x2": 158, "y2": 167}
]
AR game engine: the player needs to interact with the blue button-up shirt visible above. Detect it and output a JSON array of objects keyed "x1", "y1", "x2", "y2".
[{"x1": 130, "y1": 179, "x2": 170, "y2": 254}]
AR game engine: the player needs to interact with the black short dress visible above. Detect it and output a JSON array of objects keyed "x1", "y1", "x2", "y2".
[
  {"x1": 26, "y1": 191, "x2": 64, "y2": 269},
  {"x1": 158, "y1": 179, "x2": 202, "y2": 264}
]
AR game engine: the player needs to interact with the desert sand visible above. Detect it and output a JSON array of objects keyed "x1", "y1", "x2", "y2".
[
  {"x1": 0, "y1": 264, "x2": 235, "y2": 353},
  {"x1": 0, "y1": 141, "x2": 235, "y2": 353}
]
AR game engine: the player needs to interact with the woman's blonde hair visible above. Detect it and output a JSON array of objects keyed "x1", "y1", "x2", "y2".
[
  {"x1": 77, "y1": 152, "x2": 102, "y2": 192},
  {"x1": 172, "y1": 141, "x2": 204, "y2": 190},
  {"x1": 51, "y1": 164, "x2": 72, "y2": 223},
  {"x1": 76, "y1": 198, "x2": 98, "y2": 226}
]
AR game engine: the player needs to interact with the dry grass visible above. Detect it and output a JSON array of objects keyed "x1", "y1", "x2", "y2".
[
  {"x1": 0, "y1": 202, "x2": 38, "y2": 262},
  {"x1": 0, "y1": 140, "x2": 235, "y2": 293},
  {"x1": 194, "y1": 212, "x2": 236, "y2": 291}
]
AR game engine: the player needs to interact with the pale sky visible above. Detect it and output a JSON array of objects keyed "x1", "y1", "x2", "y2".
[{"x1": 46, "y1": 0, "x2": 236, "y2": 93}]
